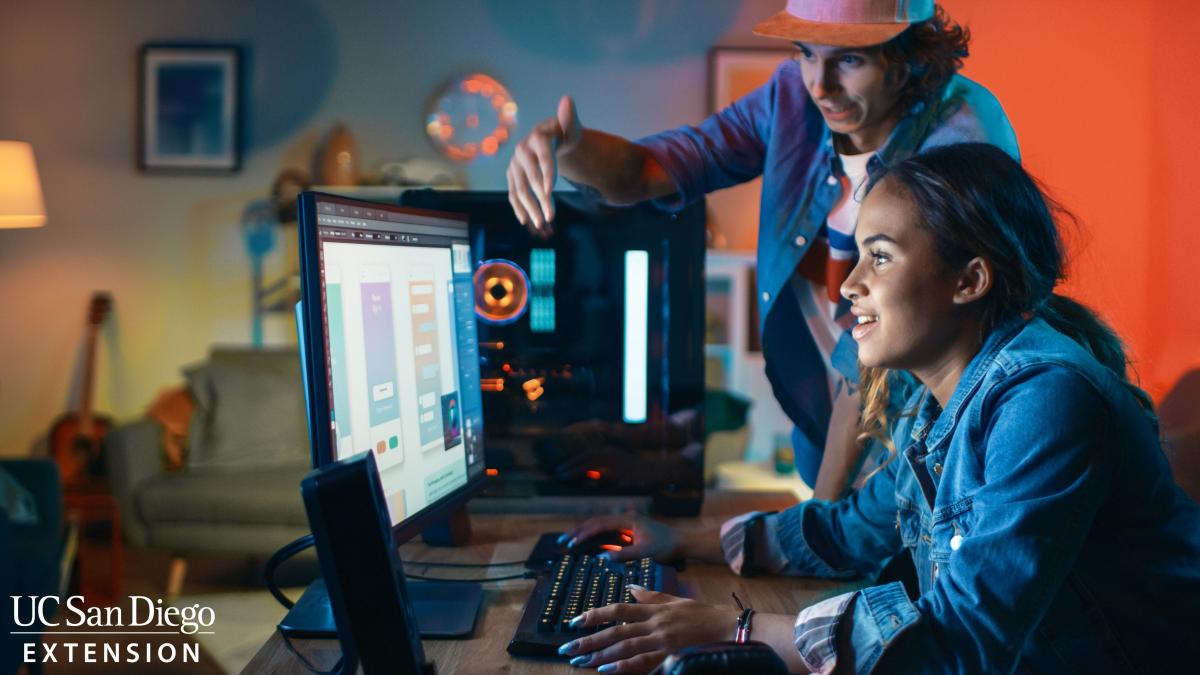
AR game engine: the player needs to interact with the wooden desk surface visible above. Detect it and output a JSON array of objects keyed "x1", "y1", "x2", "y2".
[{"x1": 244, "y1": 491, "x2": 849, "y2": 674}]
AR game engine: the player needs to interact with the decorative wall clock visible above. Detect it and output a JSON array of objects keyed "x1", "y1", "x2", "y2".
[{"x1": 425, "y1": 73, "x2": 517, "y2": 162}]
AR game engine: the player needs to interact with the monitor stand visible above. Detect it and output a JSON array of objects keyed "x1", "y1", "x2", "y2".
[
  {"x1": 279, "y1": 507, "x2": 482, "y2": 639},
  {"x1": 278, "y1": 577, "x2": 483, "y2": 639}
]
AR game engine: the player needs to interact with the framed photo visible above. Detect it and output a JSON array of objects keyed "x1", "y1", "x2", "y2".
[
  {"x1": 708, "y1": 47, "x2": 794, "y2": 115},
  {"x1": 705, "y1": 47, "x2": 793, "y2": 252},
  {"x1": 138, "y1": 44, "x2": 241, "y2": 172}
]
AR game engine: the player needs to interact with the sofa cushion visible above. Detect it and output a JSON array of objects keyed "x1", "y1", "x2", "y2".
[
  {"x1": 184, "y1": 347, "x2": 310, "y2": 470},
  {"x1": 136, "y1": 465, "x2": 310, "y2": 527}
]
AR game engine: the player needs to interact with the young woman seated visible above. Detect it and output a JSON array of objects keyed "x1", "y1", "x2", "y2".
[{"x1": 556, "y1": 143, "x2": 1200, "y2": 674}]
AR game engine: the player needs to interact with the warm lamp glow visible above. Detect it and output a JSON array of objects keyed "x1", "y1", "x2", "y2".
[{"x1": 0, "y1": 141, "x2": 46, "y2": 229}]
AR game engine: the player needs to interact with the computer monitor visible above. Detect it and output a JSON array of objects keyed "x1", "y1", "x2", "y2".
[
  {"x1": 288, "y1": 191, "x2": 488, "y2": 638},
  {"x1": 297, "y1": 191, "x2": 486, "y2": 538},
  {"x1": 399, "y1": 190, "x2": 705, "y2": 515}
]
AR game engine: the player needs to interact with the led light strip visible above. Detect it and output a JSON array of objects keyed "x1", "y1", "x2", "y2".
[{"x1": 623, "y1": 251, "x2": 649, "y2": 423}]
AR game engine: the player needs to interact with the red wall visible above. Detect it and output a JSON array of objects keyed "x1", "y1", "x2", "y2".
[{"x1": 941, "y1": 0, "x2": 1199, "y2": 398}]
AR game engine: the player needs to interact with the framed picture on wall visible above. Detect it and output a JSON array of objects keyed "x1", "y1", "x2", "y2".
[
  {"x1": 705, "y1": 47, "x2": 794, "y2": 251},
  {"x1": 138, "y1": 44, "x2": 241, "y2": 172},
  {"x1": 708, "y1": 47, "x2": 794, "y2": 117}
]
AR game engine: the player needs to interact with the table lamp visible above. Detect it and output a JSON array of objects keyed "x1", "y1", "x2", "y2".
[{"x1": 0, "y1": 140, "x2": 46, "y2": 229}]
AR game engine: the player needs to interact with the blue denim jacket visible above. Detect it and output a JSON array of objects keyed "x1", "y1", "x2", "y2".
[
  {"x1": 637, "y1": 59, "x2": 1020, "y2": 478},
  {"x1": 739, "y1": 317, "x2": 1200, "y2": 672}
]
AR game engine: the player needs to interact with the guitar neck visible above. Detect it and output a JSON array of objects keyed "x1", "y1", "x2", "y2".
[{"x1": 78, "y1": 323, "x2": 99, "y2": 433}]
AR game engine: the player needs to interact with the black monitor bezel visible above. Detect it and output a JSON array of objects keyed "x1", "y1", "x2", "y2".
[{"x1": 297, "y1": 190, "x2": 487, "y2": 544}]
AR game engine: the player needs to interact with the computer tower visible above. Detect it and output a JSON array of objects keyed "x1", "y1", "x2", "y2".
[{"x1": 400, "y1": 190, "x2": 705, "y2": 515}]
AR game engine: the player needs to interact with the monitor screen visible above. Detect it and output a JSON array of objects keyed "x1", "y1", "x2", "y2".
[{"x1": 297, "y1": 192, "x2": 486, "y2": 537}]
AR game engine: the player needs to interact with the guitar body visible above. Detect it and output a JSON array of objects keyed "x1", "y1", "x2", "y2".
[
  {"x1": 49, "y1": 412, "x2": 114, "y2": 483},
  {"x1": 50, "y1": 292, "x2": 114, "y2": 486}
]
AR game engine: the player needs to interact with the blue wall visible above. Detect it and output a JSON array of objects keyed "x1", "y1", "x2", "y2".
[{"x1": 0, "y1": 0, "x2": 782, "y2": 454}]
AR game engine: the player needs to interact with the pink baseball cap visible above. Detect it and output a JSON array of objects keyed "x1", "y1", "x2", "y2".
[{"x1": 753, "y1": 0, "x2": 934, "y2": 47}]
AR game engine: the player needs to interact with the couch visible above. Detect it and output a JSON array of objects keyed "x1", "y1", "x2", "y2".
[{"x1": 104, "y1": 347, "x2": 313, "y2": 593}]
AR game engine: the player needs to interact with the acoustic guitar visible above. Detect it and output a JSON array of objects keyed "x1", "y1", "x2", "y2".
[{"x1": 49, "y1": 293, "x2": 114, "y2": 485}]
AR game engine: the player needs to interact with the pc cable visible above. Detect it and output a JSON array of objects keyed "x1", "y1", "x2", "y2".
[
  {"x1": 265, "y1": 533, "x2": 316, "y2": 610},
  {"x1": 410, "y1": 558, "x2": 528, "y2": 568},
  {"x1": 404, "y1": 570, "x2": 538, "y2": 583},
  {"x1": 265, "y1": 533, "x2": 535, "y2": 595},
  {"x1": 265, "y1": 534, "x2": 345, "y2": 675},
  {"x1": 395, "y1": 555, "x2": 534, "y2": 581}
]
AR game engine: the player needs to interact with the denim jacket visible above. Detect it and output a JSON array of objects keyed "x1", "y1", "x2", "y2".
[
  {"x1": 723, "y1": 317, "x2": 1200, "y2": 673},
  {"x1": 636, "y1": 59, "x2": 1020, "y2": 478}
]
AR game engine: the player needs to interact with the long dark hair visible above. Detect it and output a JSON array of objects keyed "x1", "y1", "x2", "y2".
[{"x1": 858, "y1": 143, "x2": 1154, "y2": 452}]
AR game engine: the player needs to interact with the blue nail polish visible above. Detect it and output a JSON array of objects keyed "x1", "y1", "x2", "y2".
[
  {"x1": 556, "y1": 533, "x2": 570, "y2": 545},
  {"x1": 568, "y1": 614, "x2": 585, "y2": 627},
  {"x1": 567, "y1": 537, "x2": 578, "y2": 549},
  {"x1": 558, "y1": 640, "x2": 577, "y2": 656},
  {"x1": 569, "y1": 655, "x2": 591, "y2": 667},
  {"x1": 597, "y1": 665, "x2": 616, "y2": 673}
]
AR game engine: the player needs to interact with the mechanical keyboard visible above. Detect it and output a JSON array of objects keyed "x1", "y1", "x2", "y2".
[{"x1": 507, "y1": 545, "x2": 678, "y2": 657}]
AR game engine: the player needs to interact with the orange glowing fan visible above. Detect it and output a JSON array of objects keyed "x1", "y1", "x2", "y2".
[{"x1": 473, "y1": 259, "x2": 529, "y2": 324}]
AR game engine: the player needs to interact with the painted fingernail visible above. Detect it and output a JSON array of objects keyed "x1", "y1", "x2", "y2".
[
  {"x1": 597, "y1": 665, "x2": 616, "y2": 673},
  {"x1": 566, "y1": 537, "x2": 578, "y2": 549},
  {"x1": 558, "y1": 640, "x2": 578, "y2": 655},
  {"x1": 569, "y1": 655, "x2": 591, "y2": 667},
  {"x1": 556, "y1": 533, "x2": 570, "y2": 545},
  {"x1": 569, "y1": 613, "x2": 586, "y2": 627}
]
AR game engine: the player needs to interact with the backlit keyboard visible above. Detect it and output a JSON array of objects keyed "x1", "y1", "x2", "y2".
[{"x1": 507, "y1": 551, "x2": 678, "y2": 656}]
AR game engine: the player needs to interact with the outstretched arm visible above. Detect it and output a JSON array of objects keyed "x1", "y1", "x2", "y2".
[{"x1": 506, "y1": 95, "x2": 674, "y2": 235}]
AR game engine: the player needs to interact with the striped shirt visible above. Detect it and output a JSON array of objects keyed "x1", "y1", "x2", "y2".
[
  {"x1": 720, "y1": 510, "x2": 860, "y2": 671},
  {"x1": 794, "y1": 150, "x2": 873, "y2": 405}
]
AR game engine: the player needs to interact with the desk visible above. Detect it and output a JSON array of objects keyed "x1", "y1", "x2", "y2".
[{"x1": 245, "y1": 491, "x2": 849, "y2": 674}]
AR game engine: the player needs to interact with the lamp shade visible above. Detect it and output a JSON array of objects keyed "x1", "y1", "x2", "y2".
[{"x1": 0, "y1": 141, "x2": 46, "y2": 229}]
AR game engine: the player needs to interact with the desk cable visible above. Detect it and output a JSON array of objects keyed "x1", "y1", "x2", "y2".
[
  {"x1": 265, "y1": 533, "x2": 537, "y2": 610},
  {"x1": 407, "y1": 559, "x2": 528, "y2": 568},
  {"x1": 405, "y1": 570, "x2": 537, "y2": 583},
  {"x1": 265, "y1": 533, "x2": 316, "y2": 610}
]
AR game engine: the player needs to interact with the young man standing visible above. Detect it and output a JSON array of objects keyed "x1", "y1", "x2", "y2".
[{"x1": 507, "y1": 0, "x2": 1019, "y2": 500}]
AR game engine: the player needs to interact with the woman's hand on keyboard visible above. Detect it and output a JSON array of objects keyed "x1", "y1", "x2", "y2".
[
  {"x1": 560, "y1": 514, "x2": 680, "y2": 563},
  {"x1": 557, "y1": 587, "x2": 736, "y2": 673}
]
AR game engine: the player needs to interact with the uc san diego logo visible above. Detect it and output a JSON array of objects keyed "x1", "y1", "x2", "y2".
[{"x1": 11, "y1": 595, "x2": 215, "y2": 665}]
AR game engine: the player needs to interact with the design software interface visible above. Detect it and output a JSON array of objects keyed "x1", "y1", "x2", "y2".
[{"x1": 315, "y1": 197, "x2": 484, "y2": 526}]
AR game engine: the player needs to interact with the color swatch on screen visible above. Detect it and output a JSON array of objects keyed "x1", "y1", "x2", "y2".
[
  {"x1": 361, "y1": 275, "x2": 401, "y2": 426},
  {"x1": 409, "y1": 268, "x2": 445, "y2": 447}
]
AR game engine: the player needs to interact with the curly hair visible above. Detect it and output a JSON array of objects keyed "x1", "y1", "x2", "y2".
[{"x1": 876, "y1": 5, "x2": 971, "y2": 112}]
